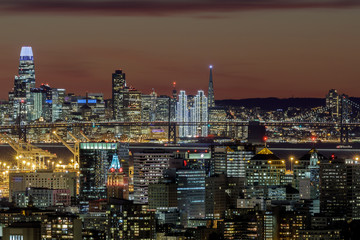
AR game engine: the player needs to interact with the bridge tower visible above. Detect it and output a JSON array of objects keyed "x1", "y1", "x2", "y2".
[{"x1": 340, "y1": 94, "x2": 350, "y2": 144}]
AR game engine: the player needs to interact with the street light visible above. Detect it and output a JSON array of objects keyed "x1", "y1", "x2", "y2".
[{"x1": 290, "y1": 157, "x2": 294, "y2": 172}]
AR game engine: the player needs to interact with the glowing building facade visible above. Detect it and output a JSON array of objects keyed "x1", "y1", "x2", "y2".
[
  {"x1": 177, "y1": 90, "x2": 188, "y2": 137},
  {"x1": 190, "y1": 90, "x2": 208, "y2": 137},
  {"x1": 107, "y1": 154, "x2": 129, "y2": 200},
  {"x1": 177, "y1": 90, "x2": 208, "y2": 138},
  {"x1": 10, "y1": 46, "x2": 36, "y2": 122}
]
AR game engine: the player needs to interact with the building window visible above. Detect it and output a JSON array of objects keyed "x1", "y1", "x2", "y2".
[{"x1": 10, "y1": 235, "x2": 24, "y2": 240}]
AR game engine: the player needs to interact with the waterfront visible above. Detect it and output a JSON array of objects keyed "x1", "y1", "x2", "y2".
[{"x1": 0, "y1": 142, "x2": 359, "y2": 165}]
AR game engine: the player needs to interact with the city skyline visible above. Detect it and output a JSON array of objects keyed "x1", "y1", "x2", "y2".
[
  {"x1": 0, "y1": 1, "x2": 360, "y2": 99},
  {"x1": 1, "y1": 1, "x2": 360, "y2": 239}
]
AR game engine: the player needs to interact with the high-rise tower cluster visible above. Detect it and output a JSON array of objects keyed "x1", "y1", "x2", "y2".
[
  {"x1": 176, "y1": 90, "x2": 208, "y2": 138},
  {"x1": 175, "y1": 65, "x2": 215, "y2": 138}
]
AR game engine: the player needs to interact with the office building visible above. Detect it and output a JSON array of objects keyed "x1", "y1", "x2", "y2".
[
  {"x1": 222, "y1": 208, "x2": 264, "y2": 239},
  {"x1": 326, "y1": 89, "x2": 340, "y2": 119},
  {"x1": 205, "y1": 174, "x2": 227, "y2": 219},
  {"x1": 176, "y1": 168, "x2": 206, "y2": 226},
  {"x1": 294, "y1": 148, "x2": 324, "y2": 200},
  {"x1": 156, "y1": 95, "x2": 170, "y2": 122},
  {"x1": 148, "y1": 179, "x2": 177, "y2": 210},
  {"x1": 246, "y1": 147, "x2": 286, "y2": 186},
  {"x1": 112, "y1": 69, "x2": 126, "y2": 120},
  {"x1": 42, "y1": 213, "x2": 82, "y2": 239},
  {"x1": 208, "y1": 106, "x2": 227, "y2": 136},
  {"x1": 107, "y1": 199, "x2": 156, "y2": 240},
  {"x1": 133, "y1": 150, "x2": 174, "y2": 204},
  {"x1": 3, "y1": 222, "x2": 41, "y2": 240},
  {"x1": 141, "y1": 91, "x2": 157, "y2": 122},
  {"x1": 12, "y1": 188, "x2": 71, "y2": 208},
  {"x1": 9, "y1": 170, "x2": 77, "y2": 202},
  {"x1": 210, "y1": 144, "x2": 255, "y2": 178},
  {"x1": 51, "y1": 88, "x2": 65, "y2": 122},
  {"x1": 320, "y1": 158, "x2": 360, "y2": 220}
]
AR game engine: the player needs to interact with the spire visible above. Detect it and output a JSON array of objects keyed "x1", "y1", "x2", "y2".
[
  {"x1": 20, "y1": 46, "x2": 34, "y2": 61},
  {"x1": 109, "y1": 154, "x2": 122, "y2": 172},
  {"x1": 208, "y1": 65, "x2": 215, "y2": 108}
]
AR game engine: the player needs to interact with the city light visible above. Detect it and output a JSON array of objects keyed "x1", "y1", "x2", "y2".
[{"x1": 0, "y1": 37, "x2": 356, "y2": 238}]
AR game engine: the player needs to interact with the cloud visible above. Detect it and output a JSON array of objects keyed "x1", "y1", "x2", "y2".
[{"x1": 1, "y1": 0, "x2": 359, "y2": 16}]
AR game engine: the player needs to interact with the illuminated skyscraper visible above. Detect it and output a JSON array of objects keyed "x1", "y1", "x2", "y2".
[
  {"x1": 141, "y1": 90, "x2": 157, "y2": 122},
  {"x1": 208, "y1": 65, "x2": 215, "y2": 108},
  {"x1": 320, "y1": 158, "x2": 360, "y2": 220},
  {"x1": 10, "y1": 46, "x2": 36, "y2": 122},
  {"x1": 14, "y1": 47, "x2": 35, "y2": 98},
  {"x1": 107, "y1": 154, "x2": 129, "y2": 200},
  {"x1": 51, "y1": 88, "x2": 65, "y2": 122},
  {"x1": 112, "y1": 70, "x2": 126, "y2": 120},
  {"x1": 176, "y1": 168, "x2": 206, "y2": 226},
  {"x1": 189, "y1": 90, "x2": 208, "y2": 137},
  {"x1": 156, "y1": 95, "x2": 170, "y2": 122},
  {"x1": 177, "y1": 90, "x2": 189, "y2": 137}
]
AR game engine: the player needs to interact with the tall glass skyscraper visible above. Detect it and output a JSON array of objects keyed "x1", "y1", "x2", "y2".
[
  {"x1": 112, "y1": 70, "x2": 126, "y2": 120},
  {"x1": 10, "y1": 46, "x2": 36, "y2": 122}
]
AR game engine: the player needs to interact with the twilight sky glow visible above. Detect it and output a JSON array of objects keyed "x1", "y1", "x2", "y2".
[{"x1": 0, "y1": 0, "x2": 360, "y2": 99}]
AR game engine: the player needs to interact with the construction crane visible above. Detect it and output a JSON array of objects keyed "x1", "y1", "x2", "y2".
[
  {"x1": 67, "y1": 130, "x2": 91, "y2": 143},
  {"x1": 68, "y1": 131, "x2": 81, "y2": 143},
  {"x1": 52, "y1": 131, "x2": 79, "y2": 169},
  {"x1": 0, "y1": 133, "x2": 57, "y2": 170},
  {"x1": 79, "y1": 131, "x2": 91, "y2": 142}
]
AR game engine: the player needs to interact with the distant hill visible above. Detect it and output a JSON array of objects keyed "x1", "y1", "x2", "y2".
[
  {"x1": 215, "y1": 98, "x2": 325, "y2": 111},
  {"x1": 216, "y1": 97, "x2": 360, "y2": 111}
]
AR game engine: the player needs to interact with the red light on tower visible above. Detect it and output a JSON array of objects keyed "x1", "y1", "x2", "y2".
[
  {"x1": 173, "y1": 82, "x2": 176, "y2": 88},
  {"x1": 263, "y1": 136, "x2": 268, "y2": 142}
]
